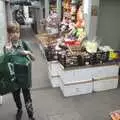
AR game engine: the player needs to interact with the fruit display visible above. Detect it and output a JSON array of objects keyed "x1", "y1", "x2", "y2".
[
  {"x1": 109, "y1": 51, "x2": 120, "y2": 62},
  {"x1": 38, "y1": 1, "x2": 120, "y2": 68},
  {"x1": 84, "y1": 40, "x2": 98, "y2": 53},
  {"x1": 58, "y1": 53, "x2": 85, "y2": 68},
  {"x1": 61, "y1": 3, "x2": 86, "y2": 47}
]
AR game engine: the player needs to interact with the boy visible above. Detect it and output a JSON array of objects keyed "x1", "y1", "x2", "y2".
[{"x1": 5, "y1": 23, "x2": 35, "y2": 120}]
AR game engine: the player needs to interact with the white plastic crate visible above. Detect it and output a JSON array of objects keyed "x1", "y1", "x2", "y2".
[
  {"x1": 49, "y1": 74, "x2": 60, "y2": 88},
  {"x1": 92, "y1": 65, "x2": 119, "y2": 79},
  {"x1": 48, "y1": 61, "x2": 61, "y2": 77},
  {"x1": 93, "y1": 76, "x2": 118, "y2": 92},
  {"x1": 48, "y1": 61, "x2": 62, "y2": 87},
  {"x1": 59, "y1": 67, "x2": 93, "y2": 84},
  {"x1": 59, "y1": 64, "x2": 119, "y2": 97},
  {"x1": 60, "y1": 79, "x2": 93, "y2": 97},
  {"x1": 59, "y1": 64, "x2": 119, "y2": 84}
]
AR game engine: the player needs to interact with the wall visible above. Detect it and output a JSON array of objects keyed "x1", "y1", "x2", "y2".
[
  {"x1": 97, "y1": 0, "x2": 120, "y2": 49},
  {"x1": 0, "y1": 0, "x2": 7, "y2": 55}
]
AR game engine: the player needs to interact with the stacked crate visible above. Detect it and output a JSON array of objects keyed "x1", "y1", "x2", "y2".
[
  {"x1": 48, "y1": 61, "x2": 61, "y2": 88},
  {"x1": 58, "y1": 64, "x2": 119, "y2": 97}
]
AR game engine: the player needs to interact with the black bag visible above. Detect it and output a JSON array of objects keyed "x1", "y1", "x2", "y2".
[{"x1": 15, "y1": 10, "x2": 25, "y2": 25}]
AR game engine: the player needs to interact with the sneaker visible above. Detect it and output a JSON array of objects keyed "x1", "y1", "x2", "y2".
[{"x1": 16, "y1": 109, "x2": 23, "y2": 120}]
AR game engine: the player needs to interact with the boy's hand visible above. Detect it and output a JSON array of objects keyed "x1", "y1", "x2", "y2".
[
  {"x1": 23, "y1": 50, "x2": 30, "y2": 55},
  {"x1": 23, "y1": 51, "x2": 35, "y2": 61},
  {"x1": 29, "y1": 52, "x2": 35, "y2": 61}
]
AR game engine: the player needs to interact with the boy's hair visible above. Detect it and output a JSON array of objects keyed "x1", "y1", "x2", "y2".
[{"x1": 7, "y1": 23, "x2": 20, "y2": 33}]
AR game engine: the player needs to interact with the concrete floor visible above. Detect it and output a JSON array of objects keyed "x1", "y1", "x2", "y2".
[
  {"x1": 0, "y1": 25, "x2": 120, "y2": 120},
  {"x1": 1, "y1": 88, "x2": 120, "y2": 120}
]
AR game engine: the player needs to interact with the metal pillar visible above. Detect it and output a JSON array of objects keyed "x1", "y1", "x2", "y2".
[
  {"x1": 83, "y1": 0, "x2": 92, "y2": 40},
  {"x1": 45, "y1": 0, "x2": 49, "y2": 19},
  {"x1": 56, "y1": 0, "x2": 62, "y2": 19},
  {"x1": 36, "y1": 8, "x2": 41, "y2": 33},
  {"x1": 39, "y1": 0, "x2": 43, "y2": 20}
]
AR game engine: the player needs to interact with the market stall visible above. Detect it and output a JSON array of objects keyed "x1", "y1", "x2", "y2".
[
  {"x1": 37, "y1": 0, "x2": 120, "y2": 97},
  {"x1": 38, "y1": 35, "x2": 120, "y2": 97}
]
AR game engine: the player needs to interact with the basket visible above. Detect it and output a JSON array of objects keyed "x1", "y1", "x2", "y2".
[
  {"x1": 68, "y1": 45, "x2": 82, "y2": 56},
  {"x1": 58, "y1": 53, "x2": 85, "y2": 68},
  {"x1": 38, "y1": 34, "x2": 57, "y2": 46},
  {"x1": 45, "y1": 46, "x2": 58, "y2": 61},
  {"x1": 84, "y1": 52, "x2": 109, "y2": 65}
]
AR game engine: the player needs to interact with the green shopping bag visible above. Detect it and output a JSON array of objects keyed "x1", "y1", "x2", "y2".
[
  {"x1": 0, "y1": 53, "x2": 19, "y2": 95},
  {"x1": 11, "y1": 55, "x2": 32, "y2": 89}
]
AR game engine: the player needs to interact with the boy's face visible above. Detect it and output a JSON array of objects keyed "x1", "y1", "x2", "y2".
[{"x1": 8, "y1": 31, "x2": 20, "y2": 41}]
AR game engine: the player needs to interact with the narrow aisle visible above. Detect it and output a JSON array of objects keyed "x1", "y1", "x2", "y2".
[{"x1": 20, "y1": 25, "x2": 51, "y2": 89}]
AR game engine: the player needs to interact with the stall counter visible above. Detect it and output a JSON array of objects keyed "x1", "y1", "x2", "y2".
[{"x1": 48, "y1": 61, "x2": 119, "y2": 97}]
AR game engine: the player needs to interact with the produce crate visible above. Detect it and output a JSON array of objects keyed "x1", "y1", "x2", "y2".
[
  {"x1": 45, "y1": 46, "x2": 58, "y2": 61},
  {"x1": 109, "y1": 51, "x2": 120, "y2": 62},
  {"x1": 68, "y1": 45, "x2": 82, "y2": 56},
  {"x1": 96, "y1": 51, "x2": 109, "y2": 63},
  {"x1": 58, "y1": 51, "x2": 110, "y2": 67},
  {"x1": 58, "y1": 53, "x2": 85, "y2": 68},
  {"x1": 84, "y1": 51, "x2": 110, "y2": 65},
  {"x1": 37, "y1": 33, "x2": 57, "y2": 47}
]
